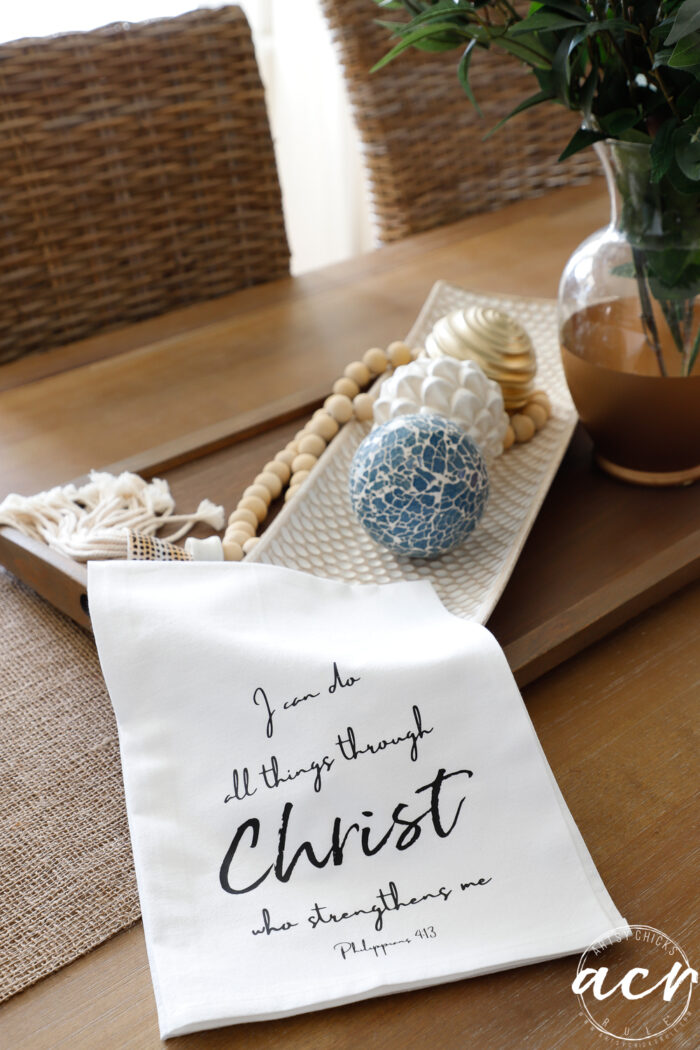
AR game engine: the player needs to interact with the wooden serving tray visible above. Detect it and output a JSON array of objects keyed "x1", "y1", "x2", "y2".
[
  {"x1": 246, "y1": 285, "x2": 581, "y2": 625},
  {"x1": 1, "y1": 396, "x2": 698, "y2": 687}
]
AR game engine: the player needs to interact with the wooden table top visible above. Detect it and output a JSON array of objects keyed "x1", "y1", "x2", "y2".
[{"x1": 1, "y1": 182, "x2": 698, "y2": 1050}]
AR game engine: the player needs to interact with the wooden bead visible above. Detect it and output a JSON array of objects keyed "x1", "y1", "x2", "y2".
[
  {"x1": 239, "y1": 495, "x2": 268, "y2": 522},
  {"x1": 387, "y1": 341, "x2": 413, "y2": 366},
  {"x1": 298, "y1": 433, "x2": 326, "y2": 457},
  {"x1": 264, "y1": 459, "x2": 291, "y2": 484},
  {"x1": 294, "y1": 428, "x2": 308, "y2": 443},
  {"x1": 284, "y1": 486, "x2": 299, "y2": 503},
  {"x1": 225, "y1": 528, "x2": 254, "y2": 547},
  {"x1": 511, "y1": 414, "x2": 536, "y2": 443},
  {"x1": 228, "y1": 507, "x2": 258, "y2": 529},
  {"x1": 353, "y1": 392, "x2": 375, "y2": 421},
  {"x1": 292, "y1": 452, "x2": 317, "y2": 474},
  {"x1": 333, "y1": 376, "x2": 360, "y2": 399},
  {"x1": 529, "y1": 390, "x2": 551, "y2": 415},
  {"x1": 502, "y1": 425, "x2": 515, "y2": 451},
  {"x1": 308, "y1": 412, "x2": 339, "y2": 440},
  {"x1": 324, "y1": 394, "x2": 354, "y2": 423},
  {"x1": 523, "y1": 402, "x2": 548, "y2": 430},
  {"x1": 242, "y1": 537, "x2": 259, "y2": 554},
  {"x1": 285, "y1": 440, "x2": 300, "y2": 455},
  {"x1": 226, "y1": 518, "x2": 255, "y2": 539},
  {"x1": 255, "y1": 471, "x2": 283, "y2": 498},
  {"x1": 243, "y1": 484, "x2": 271, "y2": 506},
  {"x1": 222, "y1": 539, "x2": 244, "y2": 562},
  {"x1": 363, "y1": 347, "x2": 388, "y2": 374},
  {"x1": 290, "y1": 470, "x2": 310, "y2": 486},
  {"x1": 275, "y1": 448, "x2": 296, "y2": 468},
  {"x1": 344, "y1": 361, "x2": 371, "y2": 386}
]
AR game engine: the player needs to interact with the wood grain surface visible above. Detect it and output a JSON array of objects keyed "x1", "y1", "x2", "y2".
[
  {"x1": 1, "y1": 580, "x2": 697, "y2": 1050},
  {"x1": 0, "y1": 183, "x2": 698, "y2": 686},
  {"x1": 1, "y1": 182, "x2": 698, "y2": 1049}
]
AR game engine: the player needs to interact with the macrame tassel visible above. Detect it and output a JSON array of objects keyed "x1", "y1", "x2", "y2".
[{"x1": 0, "y1": 471, "x2": 224, "y2": 562}]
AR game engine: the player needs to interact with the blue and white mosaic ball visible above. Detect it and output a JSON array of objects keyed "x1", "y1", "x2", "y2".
[{"x1": 349, "y1": 414, "x2": 489, "y2": 558}]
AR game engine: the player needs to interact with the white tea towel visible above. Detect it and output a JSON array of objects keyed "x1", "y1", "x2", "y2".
[{"x1": 88, "y1": 561, "x2": 626, "y2": 1039}]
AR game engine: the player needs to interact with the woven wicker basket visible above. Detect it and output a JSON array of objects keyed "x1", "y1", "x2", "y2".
[
  {"x1": 321, "y1": 0, "x2": 600, "y2": 243},
  {"x1": 0, "y1": 6, "x2": 289, "y2": 363}
]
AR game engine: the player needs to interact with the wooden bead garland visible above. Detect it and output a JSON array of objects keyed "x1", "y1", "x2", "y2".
[
  {"x1": 264, "y1": 459, "x2": 290, "y2": 483},
  {"x1": 344, "y1": 361, "x2": 371, "y2": 386},
  {"x1": 298, "y1": 433, "x2": 326, "y2": 457},
  {"x1": 222, "y1": 341, "x2": 552, "y2": 559},
  {"x1": 332, "y1": 377, "x2": 360, "y2": 399},
  {"x1": 255, "y1": 471, "x2": 283, "y2": 498},
  {"x1": 323, "y1": 394, "x2": 354, "y2": 423},
  {"x1": 506, "y1": 389, "x2": 552, "y2": 447}
]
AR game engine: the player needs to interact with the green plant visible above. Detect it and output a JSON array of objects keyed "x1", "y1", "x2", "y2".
[{"x1": 372, "y1": 0, "x2": 700, "y2": 374}]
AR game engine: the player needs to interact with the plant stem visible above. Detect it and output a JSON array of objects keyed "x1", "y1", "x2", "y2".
[
  {"x1": 683, "y1": 298, "x2": 694, "y2": 353},
  {"x1": 659, "y1": 298, "x2": 683, "y2": 357},
  {"x1": 606, "y1": 30, "x2": 638, "y2": 107},
  {"x1": 496, "y1": 0, "x2": 521, "y2": 22},
  {"x1": 638, "y1": 19, "x2": 679, "y2": 118},
  {"x1": 632, "y1": 248, "x2": 667, "y2": 376},
  {"x1": 687, "y1": 325, "x2": 700, "y2": 377}
]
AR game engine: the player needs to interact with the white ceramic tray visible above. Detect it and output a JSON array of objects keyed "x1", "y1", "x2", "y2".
[{"x1": 247, "y1": 281, "x2": 577, "y2": 624}]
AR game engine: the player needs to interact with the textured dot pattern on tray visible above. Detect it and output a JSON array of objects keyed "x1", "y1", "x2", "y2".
[{"x1": 247, "y1": 281, "x2": 577, "y2": 624}]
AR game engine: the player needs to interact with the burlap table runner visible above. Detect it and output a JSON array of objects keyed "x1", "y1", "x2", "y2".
[{"x1": 0, "y1": 569, "x2": 139, "y2": 1002}]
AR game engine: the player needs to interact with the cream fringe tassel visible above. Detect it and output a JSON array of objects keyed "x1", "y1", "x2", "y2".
[{"x1": 0, "y1": 471, "x2": 225, "y2": 561}]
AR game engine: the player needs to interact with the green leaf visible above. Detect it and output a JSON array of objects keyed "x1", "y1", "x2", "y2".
[
  {"x1": 619, "y1": 128, "x2": 652, "y2": 144},
  {"x1": 497, "y1": 31, "x2": 553, "y2": 69},
  {"x1": 598, "y1": 108, "x2": 641, "y2": 136},
  {"x1": 653, "y1": 45, "x2": 675, "y2": 68},
  {"x1": 378, "y1": 2, "x2": 485, "y2": 29},
  {"x1": 674, "y1": 124, "x2": 700, "y2": 180},
  {"x1": 650, "y1": 118, "x2": 679, "y2": 182},
  {"x1": 648, "y1": 265, "x2": 700, "y2": 302},
  {"x1": 668, "y1": 32, "x2": 700, "y2": 76},
  {"x1": 665, "y1": 0, "x2": 700, "y2": 47},
  {"x1": 611, "y1": 263, "x2": 636, "y2": 278},
  {"x1": 558, "y1": 126, "x2": 606, "y2": 161},
  {"x1": 667, "y1": 157, "x2": 700, "y2": 193},
  {"x1": 647, "y1": 248, "x2": 697, "y2": 286},
  {"x1": 457, "y1": 39, "x2": 482, "y2": 116},
  {"x1": 484, "y1": 89, "x2": 555, "y2": 139},
  {"x1": 414, "y1": 37, "x2": 466, "y2": 52},
  {"x1": 574, "y1": 18, "x2": 641, "y2": 40},
  {"x1": 370, "y1": 22, "x2": 471, "y2": 72},
  {"x1": 579, "y1": 63, "x2": 598, "y2": 119},
  {"x1": 509, "y1": 13, "x2": 586, "y2": 36},
  {"x1": 530, "y1": 0, "x2": 589, "y2": 15},
  {"x1": 376, "y1": 4, "x2": 477, "y2": 31}
]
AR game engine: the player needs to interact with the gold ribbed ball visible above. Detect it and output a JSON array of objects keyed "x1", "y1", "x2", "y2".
[{"x1": 426, "y1": 306, "x2": 537, "y2": 411}]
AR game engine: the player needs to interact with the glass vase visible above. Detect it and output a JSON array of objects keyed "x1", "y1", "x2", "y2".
[{"x1": 558, "y1": 140, "x2": 700, "y2": 486}]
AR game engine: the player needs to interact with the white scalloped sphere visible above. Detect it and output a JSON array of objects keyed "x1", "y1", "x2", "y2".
[{"x1": 373, "y1": 356, "x2": 509, "y2": 459}]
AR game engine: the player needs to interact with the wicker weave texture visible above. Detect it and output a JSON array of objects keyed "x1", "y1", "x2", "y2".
[
  {"x1": 0, "y1": 6, "x2": 289, "y2": 364},
  {"x1": 321, "y1": 0, "x2": 599, "y2": 243}
]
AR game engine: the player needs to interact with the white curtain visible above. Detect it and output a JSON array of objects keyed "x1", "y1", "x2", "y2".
[{"x1": 0, "y1": 1, "x2": 374, "y2": 274}]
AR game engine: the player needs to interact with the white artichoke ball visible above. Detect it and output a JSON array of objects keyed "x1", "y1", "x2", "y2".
[{"x1": 372, "y1": 355, "x2": 509, "y2": 459}]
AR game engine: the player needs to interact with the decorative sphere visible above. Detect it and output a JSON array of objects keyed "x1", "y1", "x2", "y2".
[
  {"x1": 349, "y1": 414, "x2": 489, "y2": 558},
  {"x1": 373, "y1": 355, "x2": 508, "y2": 459}
]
